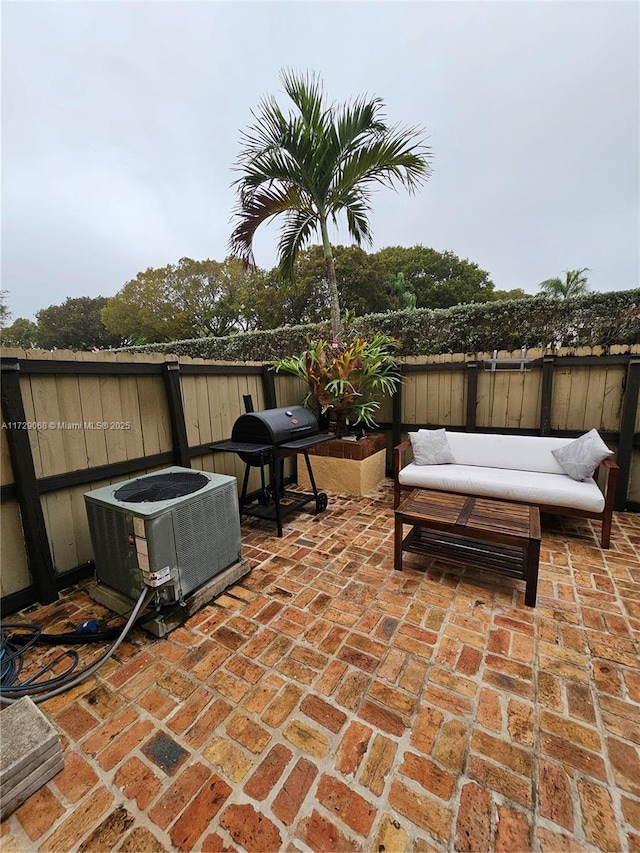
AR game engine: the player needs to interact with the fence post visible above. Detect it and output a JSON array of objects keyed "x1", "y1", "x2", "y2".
[
  {"x1": 392, "y1": 364, "x2": 403, "y2": 449},
  {"x1": 465, "y1": 362, "x2": 478, "y2": 432},
  {"x1": 615, "y1": 355, "x2": 640, "y2": 511},
  {"x1": 0, "y1": 359, "x2": 58, "y2": 604},
  {"x1": 540, "y1": 354, "x2": 555, "y2": 435},
  {"x1": 163, "y1": 361, "x2": 190, "y2": 468},
  {"x1": 262, "y1": 364, "x2": 277, "y2": 409}
]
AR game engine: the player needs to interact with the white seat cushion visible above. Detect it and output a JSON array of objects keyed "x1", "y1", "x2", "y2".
[{"x1": 398, "y1": 463, "x2": 605, "y2": 513}]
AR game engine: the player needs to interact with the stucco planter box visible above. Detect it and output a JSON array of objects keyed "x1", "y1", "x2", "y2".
[{"x1": 298, "y1": 433, "x2": 387, "y2": 496}]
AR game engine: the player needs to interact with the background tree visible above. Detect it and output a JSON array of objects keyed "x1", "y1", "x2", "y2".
[
  {"x1": 103, "y1": 264, "x2": 193, "y2": 344},
  {"x1": 289, "y1": 244, "x2": 494, "y2": 316},
  {"x1": 539, "y1": 268, "x2": 591, "y2": 299},
  {"x1": 213, "y1": 264, "x2": 311, "y2": 332},
  {"x1": 166, "y1": 256, "x2": 261, "y2": 336},
  {"x1": 291, "y1": 245, "x2": 396, "y2": 317},
  {"x1": 0, "y1": 317, "x2": 39, "y2": 348},
  {"x1": 102, "y1": 257, "x2": 271, "y2": 344},
  {"x1": 36, "y1": 296, "x2": 125, "y2": 350},
  {"x1": 385, "y1": 272, "x2": 417, "y2": 310},
  {"x1": 492, "y1": 288, "x2": 530, "y2": 301},
  {"x1": 375, "y1": 245, "x2": 495, "y2": 308},
  {"x1": 229, "y1": 68, "x2": 432, "y2": 336},
  {"x1": 0, "y1": 291, "x2": 10, "y2": 327},
  {"x1": 94, "y1": 241, "x2": 498, "y2": 346},
  {"x1": 264, "y1": 268, "x2": 330, "y2": 327}
]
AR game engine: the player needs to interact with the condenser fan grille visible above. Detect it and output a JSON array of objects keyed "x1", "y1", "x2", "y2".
[{"x1": 114, "y1": 471, "x2": 209, "y2": 503}]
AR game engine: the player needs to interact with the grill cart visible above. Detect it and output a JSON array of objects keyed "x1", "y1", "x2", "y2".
[{"x1": 211, "y1": 404, "x2": 332, "y2": 536}]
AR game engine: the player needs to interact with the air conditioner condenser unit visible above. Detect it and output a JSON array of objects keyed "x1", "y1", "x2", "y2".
[{"x1": 84, "y1": 467, "x2": 242, "y2": 607}]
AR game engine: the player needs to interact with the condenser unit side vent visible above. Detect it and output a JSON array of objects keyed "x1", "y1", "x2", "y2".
[
  {"x1": 171, "y1": 482, "x2": 241, "y2": 594},
  {"x1": 86, "y1": 501, "x2": 140, "y2": 600}
]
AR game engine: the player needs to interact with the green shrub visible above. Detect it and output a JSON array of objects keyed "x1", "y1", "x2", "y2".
[{"x1": 117, "y1": 289, "x2": 640, "y2": 361}]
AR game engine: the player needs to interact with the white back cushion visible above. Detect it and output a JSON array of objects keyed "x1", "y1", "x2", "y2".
[{"x1": 428, "y1": 431, "x2": 575, "y2": 474}]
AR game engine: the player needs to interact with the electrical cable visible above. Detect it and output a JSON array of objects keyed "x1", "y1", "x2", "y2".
[
  {"x1": 0, "y1": 624, "x2": 41, "y2": 688},
  {"x1": 9, "y1": 603, "x2": 166, "y2": 648},
  {"x1": 18, "y1": 650, "x2": 79, "y2": 687},
  {"x1": 0, "y1": 586, "x2": 155, "y2": 705},
  {"x1": 0, "y1": 631, "x2": 81, "y2": 693},
  {"x1": 0, "y1": 624, "x2": 41, "y2": 664},
  {"x1": 13, "y1": 627, "x2": 122, "y2": 645},
  {"x1": 1, "y1": 596, "x2": 165, "y2": 692}
]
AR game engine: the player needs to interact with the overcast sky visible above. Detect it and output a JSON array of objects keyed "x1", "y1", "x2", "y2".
[{"x1": 2, "y1": 0, "x2": 638, "y2": 322}]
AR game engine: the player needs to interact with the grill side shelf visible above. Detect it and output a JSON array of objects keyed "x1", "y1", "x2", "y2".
[
  {"x1": 209, "y1": 440, "x2": 272, "y2": 455},
  {"x1": 279, "y1": 435, "x2": 335, "y2": 451}
]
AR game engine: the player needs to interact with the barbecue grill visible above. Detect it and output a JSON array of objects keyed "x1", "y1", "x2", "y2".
[{"x1": 210, "y1": 403, "x2": 332, "y2": 536}]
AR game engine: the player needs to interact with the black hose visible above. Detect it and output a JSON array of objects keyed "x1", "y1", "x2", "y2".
[
  {"x1": 13, "y1": 628, "x2": 122, "y2": 645},
  {"x1": 0, "y1": 586, "x2": 155, "y2": 704}
]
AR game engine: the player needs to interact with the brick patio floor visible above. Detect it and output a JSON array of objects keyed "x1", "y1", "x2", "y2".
[{"x1": 1, "y1": 482, "x2": 639, "y2": 852}]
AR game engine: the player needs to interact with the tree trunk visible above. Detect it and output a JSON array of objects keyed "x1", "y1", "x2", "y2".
[{"x1": 320, "y1": 219, "x2": 341, "y2": 337}]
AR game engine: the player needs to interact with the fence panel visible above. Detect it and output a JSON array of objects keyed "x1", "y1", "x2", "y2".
[
  {"x1": 475, "y1": 350, "x2": 543, "y2": 431},
  {"x1": 182, "y1": 361, "x2": 206, "y2": 449},
  {"x1": 600, "y1": 365, "x2": 627, "y2": 433},
  {"x1": 0, "y1": 500, "x2": 30, "y2": 597},
  {"x1": 402, "y1": 357, "x2": 420, "y2": 427},
  {"x1": 519, "y1": 348, "x2": 544, "y2": 429},
  {"x1": 116, "y1": 369, "x2": 146, "y2": 461},
  {"x1": 628, "y1": 359, "x2": 640, "y2": 504},
  {"x1": 274, "y1": 373, "x2": 308, "y2": 409},
  {"x1": 1, "y1": 345, "x2": 638, "y2": 609}
]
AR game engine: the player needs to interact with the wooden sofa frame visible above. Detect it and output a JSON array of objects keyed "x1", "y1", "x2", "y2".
[{"x1": 393, "y1": 440, "x2": 619, "y2": 549}]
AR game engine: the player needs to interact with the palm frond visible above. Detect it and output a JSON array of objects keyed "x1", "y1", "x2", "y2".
[
  {"x1": 539, "y1": 269, "x2": 590, "y2": 299},
  {"x1": 277, "y1": 210, "x2": 319, "y2": 279},
  {"x1": 229, "y1": 185, "x2": 304, "y2": 264},
  {"x1": 336, "y1": 130, "x2": 432, "y2": 196},
  {"x1": 335, "y1": 96, "x2": 386, "y2": 151},
  {"x1": 335, "y1": 191, "x2": 373, "y2": 245},
  {"x1": 280, "y1": 68, "x2": 327, "y2": 132}
]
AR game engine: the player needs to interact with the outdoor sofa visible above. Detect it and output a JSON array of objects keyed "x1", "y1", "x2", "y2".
[{"x1": 394, "y1": 429, "x2": 619, "y2": 548}]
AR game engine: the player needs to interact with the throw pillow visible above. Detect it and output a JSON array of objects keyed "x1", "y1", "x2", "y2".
[
  {"x1": 551, "y1": 429, "x2": 614, "y2": 481},
  {"x1": 409, "y1": 429, "x2": 455, "y2": 466}
]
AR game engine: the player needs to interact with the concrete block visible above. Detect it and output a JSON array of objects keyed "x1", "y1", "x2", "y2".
[
  {"x1": 0, "y1": 697, "x2": 63, "y2": 820},
  {"x1": 1, "y1": 753, "x2": 65, "y2": 819},
  {"x1": 2, "y1": 736, "x2": 61, "y2": 789}
]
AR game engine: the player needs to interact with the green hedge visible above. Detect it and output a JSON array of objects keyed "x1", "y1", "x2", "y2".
[{"x1": 118, "y1": 289, "x2": 640, "y2": 361}]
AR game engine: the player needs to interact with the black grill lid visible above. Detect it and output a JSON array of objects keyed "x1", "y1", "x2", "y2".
[{"x1": 232, "y1": 406, "x2": 318, "y2": 446}]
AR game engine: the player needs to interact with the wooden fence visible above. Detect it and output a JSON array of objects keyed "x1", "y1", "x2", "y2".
[{"x1": 1, "y1": 345, "x2": 638, "y2": 613}]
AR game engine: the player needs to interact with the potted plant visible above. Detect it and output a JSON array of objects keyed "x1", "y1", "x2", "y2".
[{"x1": 274, "y1": 327, "x2": 401, "y2": 436}]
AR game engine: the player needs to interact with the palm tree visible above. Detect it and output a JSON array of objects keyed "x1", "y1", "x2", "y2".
[
  {"x1": 538, "y1": 268, "x2": 591, "y2": 299},
  {"x1": 229, "y1": 69, "x2": 432, "y2": 335}
]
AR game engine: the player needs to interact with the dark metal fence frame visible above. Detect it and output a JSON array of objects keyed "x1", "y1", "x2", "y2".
[{"x1": 1, "y1": 352, "x2": 638, "y2": 613}]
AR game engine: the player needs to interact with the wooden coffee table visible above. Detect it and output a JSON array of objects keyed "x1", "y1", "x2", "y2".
[{"x1": 394, "y1": 489, "x2": 541, "y2": 607}]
